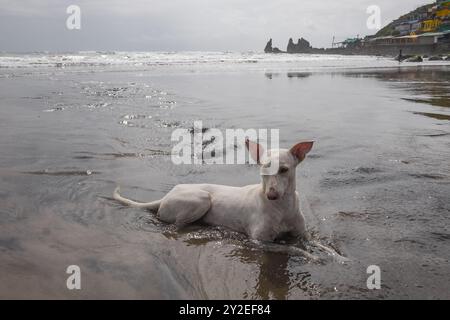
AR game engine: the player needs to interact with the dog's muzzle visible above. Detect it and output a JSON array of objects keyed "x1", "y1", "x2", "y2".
[{"x1": 266, "y1": 188, "x2": 280, "y2": 201}]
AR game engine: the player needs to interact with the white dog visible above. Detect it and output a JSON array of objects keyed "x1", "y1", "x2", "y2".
[{"x1": 114, "y1": 139, "x2": 313, "y2": 242}]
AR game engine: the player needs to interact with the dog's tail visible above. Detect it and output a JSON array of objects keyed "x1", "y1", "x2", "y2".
[{"x1": 113, "y1": 186, "x2": 161, "y2": 211}]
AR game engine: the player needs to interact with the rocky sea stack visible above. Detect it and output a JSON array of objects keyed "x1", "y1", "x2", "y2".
[
  {"x1": 264, "y1": 38, "x2": 285, "y2": 53},
  {"x1": 287, "y1": 38, "x2": 313, "y2": 53}
]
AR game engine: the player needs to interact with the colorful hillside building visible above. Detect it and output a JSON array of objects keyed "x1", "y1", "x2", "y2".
[{"x1": 422, "y1": 19, "x2": 441, "y2": 32}]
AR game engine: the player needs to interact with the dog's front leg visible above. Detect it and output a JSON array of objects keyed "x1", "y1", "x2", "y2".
[
  {"x1": 290, "y1": 212, "x2": 310, "y2": 241},
  {"x1": 249, "y1": 225, "x2": 277, "y2": 242}
]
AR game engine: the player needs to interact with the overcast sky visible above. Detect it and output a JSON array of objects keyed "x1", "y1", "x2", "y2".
[{"x1": 0, "y1": 0, "x2": 430, "y2": 52}]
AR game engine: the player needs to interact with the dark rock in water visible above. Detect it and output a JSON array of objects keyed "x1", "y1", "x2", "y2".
[
  {"x1": 445, "y1": 56, "x2": 450, "y2": 61},
  {"x1": 264, "y1": 39, "x2": 285, "y2": 53},
  {"x1": 264, "y1": 39, "x2": 273, "y2": 53},
  {"x1": 272, "y1": 47, "x2": 284, "y2": 53},
  {"x1": 428, "y1": 55, "x2": 444, "y2": 61},
  {"x1": 287, "y1": 38, "x2": 295, "y2": 53},
  {"x1": 395, "y1": 54, "x2": 412, "y2": 62},
  {"x1": 406, "y1": 55, "x2": 423, "y2": 62},
  {"x1": 287, "y1": 37, "x2": 312, "y2": 53}
]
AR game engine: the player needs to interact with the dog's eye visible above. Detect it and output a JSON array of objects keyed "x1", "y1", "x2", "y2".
[{"x1": 279, "y1": 167, "x2": 289, "y2": 174}]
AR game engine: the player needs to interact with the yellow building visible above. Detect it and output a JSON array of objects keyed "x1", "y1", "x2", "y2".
[
  {"x1": 436, "y1": 8, "x2": 450, "y2": 18},
  {"x1": 422, "y1": 19, "x2": 441, "y2": 32}
]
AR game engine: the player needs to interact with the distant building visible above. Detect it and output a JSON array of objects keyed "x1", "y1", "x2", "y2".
[
  {"x1": 389, "y1": 1, "x2": 449, "y2": 36},
  {"x1": 436, "y1": 1, "x2": 450, "y2": 17},
  {"x1": 422, "y1": 19, "x2": 442, "y2": 32},
  {"x1": 411, "y1": 21, "x2": 423, "y2": 32},
  {"x1": 394, "y1": 19, "x2": 426, "y2": 35},
  {"x1": 395, "y1": 22, "x2": 413, "y2": 35},
  {"x1": 367, "y1": 31, "x2": 448, "y2": 47}
]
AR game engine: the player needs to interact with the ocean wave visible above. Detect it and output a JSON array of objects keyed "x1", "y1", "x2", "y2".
[{"x1": 0, "y1": 51, "x2": 449, "y2": 72}]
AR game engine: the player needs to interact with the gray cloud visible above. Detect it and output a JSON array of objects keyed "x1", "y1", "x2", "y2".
[{"x1": 0, "y1": 0, "x2": 430, "y2": 52}]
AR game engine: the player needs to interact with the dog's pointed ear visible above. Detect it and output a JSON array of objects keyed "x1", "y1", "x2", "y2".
[
  {"x1": 290, "y1": 141, "x2": 314, "y2": 164},
  {"x1": 245, "y1": 139, "x2": 264, "y2": 164}
]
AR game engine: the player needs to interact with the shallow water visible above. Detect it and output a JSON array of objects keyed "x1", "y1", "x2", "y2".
[{"x1": 0, "y1": 54, "x2": 449, "y2": 299}]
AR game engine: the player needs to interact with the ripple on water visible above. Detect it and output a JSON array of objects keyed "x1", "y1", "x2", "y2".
[
  {"x1": 157, "y1": 120, "x2": 182, "y2": 128},
  {"x1": 122, "y1": 205, "x2": 348, "y2": 267},
  {"x1": 22, "y1": 169, "x2": 98, "y2": 176},
  {"x1": 320, "y1": 166, "x2": 400, "y2": 189},
  {"x1": 122, "y1": 114, "x2": 152, "y2": 120},
  {"x1": 43, "y1": 106, "x2": 65, "y2": 112}
]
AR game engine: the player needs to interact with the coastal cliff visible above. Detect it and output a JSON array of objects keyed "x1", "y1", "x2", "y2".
[{"x1": 264, "y1": 1, "x2": 450, "y2": 56}]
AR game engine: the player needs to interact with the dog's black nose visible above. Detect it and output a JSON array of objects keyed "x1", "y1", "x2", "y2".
[
  {"x1": 267, "y1": 189, "x2": 279, "y2": 200},
  {"x1": 267, "y1": 194, "x2": 279, "y2": 200}
]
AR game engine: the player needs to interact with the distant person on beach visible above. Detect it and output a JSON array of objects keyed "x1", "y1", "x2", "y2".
[{"x1": 398, "y1": 49, "x2": 403, "y2": 62}]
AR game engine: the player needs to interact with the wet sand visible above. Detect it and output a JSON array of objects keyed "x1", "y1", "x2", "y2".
[{"x1": 0, "y1": 59, "x2": 449, "y2": 299}]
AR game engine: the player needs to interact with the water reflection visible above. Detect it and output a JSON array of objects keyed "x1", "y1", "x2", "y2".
[
  {"x1": 270, "y1": 67, "x2": 450, "y2": 120},
  {"x1": 161, "y1": 226, "x2": 317, "y2": 299},
  {"x1": 412, "y1": 111, "x2": 450, "y2": 121},
  {"x1": 287, "y1": 72, "x2": 312, "y2": 79},
  {"x1": 345, "y1": 67, "x2": 450, "y2": 115},
  {"x1": 265, "y1": 72, "x2": 312, "y2": 79},
  {"x1": 241, "y1": 247, "x2": 321, "y2": 299},
  {"x1": 250, "y1": 251, "x2": 291, "y2": 300}
]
